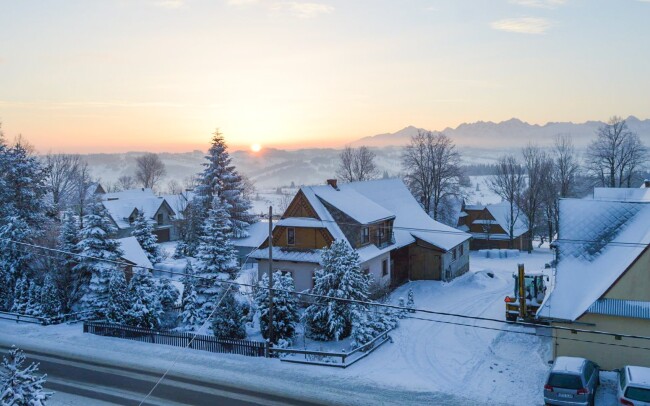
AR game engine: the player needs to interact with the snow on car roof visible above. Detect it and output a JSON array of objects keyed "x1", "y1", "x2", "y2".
[
  {"x1": 628, "y1": 366, "x2": 650, "y2": 387},
  {"x1": 537, "y1": 199, "x2": 650, "y2": 321},
  {"x1": 552, "y1": 356, "x2": 586, "y2": 374}
]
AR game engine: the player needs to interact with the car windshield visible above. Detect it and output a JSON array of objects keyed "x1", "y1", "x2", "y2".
[
  {"x1": 625, "y1": 386, "x2": 650, "y2": 402},
  {"x1": 548, "y1": 373, "x2": 583, "y2": 390}
]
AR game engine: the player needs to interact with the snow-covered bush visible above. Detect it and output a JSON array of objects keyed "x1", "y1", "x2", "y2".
[
  {"x1": 0, "y1": 347, "x2": 52, "y2": 405},
  {"x1": 211, "y1": 288, "x2": 246, "y2": 340},
  {"x1": 255, "y1": 271, "x2": 300, "y2": 344}
]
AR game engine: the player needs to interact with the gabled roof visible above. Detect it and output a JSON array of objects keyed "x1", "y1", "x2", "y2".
[
  {"x1": 336, "y1": 179, "x2": 470, "y2": 252},
  {"x1": 537, "y1": 198, "x2": 650, "y2": 321},
  {"x1": 102, "y1": 190, "x2": 175, "y2": 229},
  {"x1": 483, "y1": 202, "x2": 528, "y2": 238},
  {"x1": 312, "y1": 186, "x2": 395, "y2": 224},
  {"x1": 233, "y1": 221, "x2": 272, "y2": 249},
  {"x1": 117, "y1": 237, "x2": 153, "y2": 270}
]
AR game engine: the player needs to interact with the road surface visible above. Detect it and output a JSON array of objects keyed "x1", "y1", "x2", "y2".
[{"x1": 0, "y1": 345, "x2": 323, "y2": 406}]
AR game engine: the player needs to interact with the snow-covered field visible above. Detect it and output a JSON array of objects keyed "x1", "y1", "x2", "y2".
[{"x1": 0, "y1": 249, "x2": 619, "y2": 405}]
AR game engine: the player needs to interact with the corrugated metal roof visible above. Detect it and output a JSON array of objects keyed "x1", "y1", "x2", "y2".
[{"x1": 587, "y1": 299, "x2": 650, "y2": 320}]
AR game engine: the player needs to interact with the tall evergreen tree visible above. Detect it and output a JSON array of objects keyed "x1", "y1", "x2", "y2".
[
  {"x1": 131, "y1": 210, "x2": 161, "y2": 264},
  {"x1": 125, "y1": 268, "x2": 162, "y2": 329},
  {"x1": 0, "y1": 347, "x2": 52, "y2": 406},
  {"x1": 106, "y1": 271, "x2": 130, "y2": 324},
  {"x1": 195, "y1": 198, "x2": 238, "y2": 321},
  {"x1": 180, "y1": 261, "x2": 200, "y2": 330},
  {"x1": 40, "y1": 274, "x2": 61, "y2": 320},
  {"x1": 25, "y1": 283, "x2": 43, "y2": 316},
  {"x1": 76, "y1": 201, "x2": 123, "y2": 317},
  {"x1": 0, "y1": 216, "x2": 35, "y2": 311},
  {"x1": 194, "y1": 130, "x2": 255, "y2": 239},
  {"x1": 211, "y1": 288, "x2": 246, "y2": 340},
  {"x1": 157, "y1": 277, "x2": 179, "y2": 312},
  {"x1": 255, "y1": 271, "x2": 299, "y2": 344},
  {"x1": 56, "y1": 211, "x2": 81, "y2": 313},
  {"x1": 304, "y1": 240, "x2": 370, "y2": 341},
  {"x1": 10, "y1": 275, "x2": 29, "y2": 314}
]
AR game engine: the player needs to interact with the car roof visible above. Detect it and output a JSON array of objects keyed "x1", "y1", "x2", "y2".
[
  {"x1": 626, "y1": 366, "x2": 650, "y2": 388},
  {"x1": 552, "y1": 357, "x2": 587, "y2": 374}
]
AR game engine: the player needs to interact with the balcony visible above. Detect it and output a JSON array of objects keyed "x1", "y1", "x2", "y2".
[{"x1": 375, "y1": 231, "x2": 396, "y2": 249}]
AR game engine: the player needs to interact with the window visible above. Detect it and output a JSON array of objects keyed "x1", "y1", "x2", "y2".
[
  {"x1": 460, "y1": 243, "x2": 464, "y2": 256},
  {"x1": 361, "y1": 227, "x2": 369, "y2": 244},
  {"x1": 382, "y1": 259, "x2": 388, "y2": 277},
  {"x1": 287, "y1": 227, "x2": 296, "y2": 245},
  {"x1": 157, "y1": 213, "x2": 164, "y2": 225},
  {"x1": 362, "y1": 268, "x2": 370, "y2": 275},
  {"x1": 452, "y1": 248, "x2": 457, "y2": 261}
]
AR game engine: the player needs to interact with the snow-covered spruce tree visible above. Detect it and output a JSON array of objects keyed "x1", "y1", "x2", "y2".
[
  {"x1": 304, "y1": 240, "x2": 371, "y2": 341},
  {"x1": 195, "y1": 198, "x2": 238, "y2": 322},
  {"x1": 75, "y1": 201, "x2": 123, "y2": 318},
  {"x1": 179, "y1": 261, "x2": 200, "y2": 330},
  {"x1": 125, "y1": 268, "x2": 162, "y2": 329},
  {"x1": 25, "y1": 283, "x2": 43, "y2": 317},
  {"x1": 41, "y1": 276, "x2": 61, "y2": 322},
  {"x1": 351, "y1": 309, "x2": 398, "y2": 350},
  {"x1": 10, "y1": 275, "x2": 29, "y2": 314},
  {"x1": 0, "y1": 347, "x2": 52, "y2": 406},
  {"x1": 211, "y1": 288, "x2": 246, "y2": 340},
  {"x1": 56, "y1": 211, "x2": 81, "y2": 313},
  {"x1": 174, "y1": 200, "x2": 204, "y2": 257},
  {"x1": 255, "y1": 271, "x2": 299, "y2": 344},
  {"x1": 407, "y1": 288, "x2": 415, "y2": 313},
  {"x1": 0, "y1": 216, "x2": 36, "y2": 312},
  {"x1": 157, "y1": 277, "x2": 179, "y2": 312},
  {"x1": 106, "y1": 271, "x2": 130, "y2": 324},
  {"x1": 194, "y1": 130, "x2": 255, "y2": 239},
  {"x1": 131, "y1": 210, "x2": 161, "y2": 264}
]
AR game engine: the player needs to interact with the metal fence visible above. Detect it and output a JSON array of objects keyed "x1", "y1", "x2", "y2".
[{"x1": 83, "y1": 321, "x2": 266, "y2": 357}]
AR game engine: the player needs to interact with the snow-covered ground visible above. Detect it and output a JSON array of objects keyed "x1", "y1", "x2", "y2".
[{"x1": 0, "y1": 249, "x2": 618, "y2": 405}]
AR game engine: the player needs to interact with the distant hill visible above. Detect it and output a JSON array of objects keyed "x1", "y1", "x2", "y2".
[{"x1": 352, "y1": 116, "x2": 650, "y2": 148}]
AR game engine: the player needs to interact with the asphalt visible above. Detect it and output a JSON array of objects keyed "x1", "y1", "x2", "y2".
[{"x1": 0, "y1": 345, "x2": 325, "y2": 406}]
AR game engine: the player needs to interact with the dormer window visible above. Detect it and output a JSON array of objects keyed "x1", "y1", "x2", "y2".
[{"x1": 361, "y1": 227, "x2": 369, "y2": 244}]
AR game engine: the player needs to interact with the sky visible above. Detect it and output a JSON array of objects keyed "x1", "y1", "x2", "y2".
[{"x1": 1, "y1": 0, "x2": 649, "y2": 153}]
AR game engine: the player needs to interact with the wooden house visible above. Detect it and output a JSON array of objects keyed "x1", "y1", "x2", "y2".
[
  {"x1": 537, "y1": 191, "x2": 650, "y2": 369},
  {"x1": 251, "y1": 179, "x2": 471, "y2": 293},
  {"x1": 458, "y1": 201, "x2": 528, "y2": 250}
]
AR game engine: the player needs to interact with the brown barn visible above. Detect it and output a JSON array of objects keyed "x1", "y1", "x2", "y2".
[
  {"x1": 458, "y1": 201, "x2": 528, "y2": 250},
  {"x1": 251, "y1": 179, "x2": 471, "y2": 293}
]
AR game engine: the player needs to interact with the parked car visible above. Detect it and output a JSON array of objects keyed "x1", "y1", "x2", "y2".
[
  {"x1": 543, "y1": 356, "x2": 600, "y2": 406},
  {"x1": 618, "y1": 365, "x2": 650, "y2": 405}
]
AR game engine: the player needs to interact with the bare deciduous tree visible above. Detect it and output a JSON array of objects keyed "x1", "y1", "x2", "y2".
[
  {"x1": 488, "y1": 155, "x2": 525, "y2": 249},
  {"x1": 166, "y1": 179, "x2": 182, "y2": 195},
  {"x1": 553, "y1": 134, "x2": 580, "y2": 198},
  {"x1": 117, "y1": 175, "x2": 135, "y2": 191},
  {"x1": 241, "y1": 174, "x2": 256, "y2": 201},
  {"x1": 402, "y1": 131, "x2": 462, "y2": 220},
  {"x1": 336, "y1": 146, "x2": 378, "y2": 182},
  {"x1": 44, "y1": 153, "x2": 83, "y2": 211},
  {"x1": 70, "y1": 162, "x2": 94, "y2": 229},
  {"x1": 519, "y1": 145, "x2": 553, "y2": 252},
  {"x1": 586, "y1": 116, "x2": 647, "y2": 188},
  {"x1": 135, "y1": 153, "x2": 166, "y2": 189}
]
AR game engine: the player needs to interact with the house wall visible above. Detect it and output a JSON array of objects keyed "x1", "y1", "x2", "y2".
[
  {"x1": 552, "y1": 248, "x2": 650, "y2": 370},
  {"x1": 269, "y1": 226, "x2": 330, "y2": 250},
  {"x1": 441, "y1": 240, "x2": 470, "y2": 281},
  {"x1": 408, "y1": 242, "x2": 442, "y2": 280},
  {"x1": 553, "y1": 314, "x2": 650, "y2": 370},
  {"x1": 469, "y1": 236, "x2": 524, "y2": 251},
  {"x1": 361, "y1": 252, "x2": 392, "y2": 291}
]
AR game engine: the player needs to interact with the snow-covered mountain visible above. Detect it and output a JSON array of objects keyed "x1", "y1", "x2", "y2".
[{"x1": 352, "y1": 116, "x2": 650, "y2": 148}]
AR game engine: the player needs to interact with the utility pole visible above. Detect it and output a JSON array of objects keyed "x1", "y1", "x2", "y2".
[
  {"x1": 267, "y1": 206, "x2": 274, "y2": 348},
  {"x1": 518, "y1": 263, "x2": 526, "y2": 320}
]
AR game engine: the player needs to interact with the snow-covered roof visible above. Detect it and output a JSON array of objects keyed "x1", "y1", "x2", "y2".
[
  {"x1": 312, "y1": 186, "x2": 395, "y2": 224},
  {"x1": 483, "y1": 202, "x2": 528, "y2": 238},
  {"x1": 102, "y1": 197, "x2": 171, "y2": 229},
  {"x1": 298, "y1": 187, "x2": 348, "y2": 242},
  {"x1": 592, "y1": 187, "x2": 650, "y2": 202},
  {"x1": 249, "y1": 246, "x2": 322, "y2": 263},
  {"x1": 117, "y1": 237, "x2": 153, "y2": 270},
  {"x1": 339, "y1": 179, "x2": 470, "y2": 251},
  {"x1": 537, "y1": 199, "x2": 650, "y2": 321},
  {"x1": 277, "y1": 217, "x2": 328, "y2": 228},
  {"x1": 233, "y1": 221, "x2": 272, "y2": 248},
  {"x1": 551, "y1": 356, "x2": 586, "y2": 374}
]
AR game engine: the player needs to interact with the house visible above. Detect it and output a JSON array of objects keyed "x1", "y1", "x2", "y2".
[
  {"x1": 101, "y1": 188, "x2": 177, "y2": 242},
  {"x1": 250, "y1": 179, "x2": 471, "y2": 293},
  {"x1": 116, "y1": 236, "x2": 154, "y2": 281},
  {"x1": 457, "y1": 201, "x2": 528, "y2": 250},
  {"x1": 232, "y1": 221, "x2": 273, "y2": 268},
  {"x1": 537, "y1": 191, "x2": 650, "y2": 369}
]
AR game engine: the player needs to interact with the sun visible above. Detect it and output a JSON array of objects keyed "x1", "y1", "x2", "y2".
[{"x1": 251, "y1": 143, "x2": 262, "y2": 153}]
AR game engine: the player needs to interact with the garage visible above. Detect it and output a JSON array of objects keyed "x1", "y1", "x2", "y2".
[{"x1": 153, "y1": 228, "x2": 171, "y2": 243}]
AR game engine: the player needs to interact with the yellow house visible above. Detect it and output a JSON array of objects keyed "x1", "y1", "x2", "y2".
[{"x1": 537, "y1": 195, "x2": 650, "y2": 370}]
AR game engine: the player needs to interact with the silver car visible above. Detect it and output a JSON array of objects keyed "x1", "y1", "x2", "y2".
[{"x1": 543, "y1": 356, "x2": 600, "y2": 406}]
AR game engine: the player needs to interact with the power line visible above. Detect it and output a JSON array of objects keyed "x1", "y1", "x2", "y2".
[{"x1": 4, "y1": 238, "x2": 650, "y2": 345}]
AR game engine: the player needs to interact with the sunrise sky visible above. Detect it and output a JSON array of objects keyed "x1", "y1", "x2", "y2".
[{"x1": 1, "y1": 0, "x2": 649, "y2": 153}]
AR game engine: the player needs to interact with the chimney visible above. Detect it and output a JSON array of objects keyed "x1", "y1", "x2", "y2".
[{"x1": 326, "y1": 179, "x2": 338, "y2": 190}]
